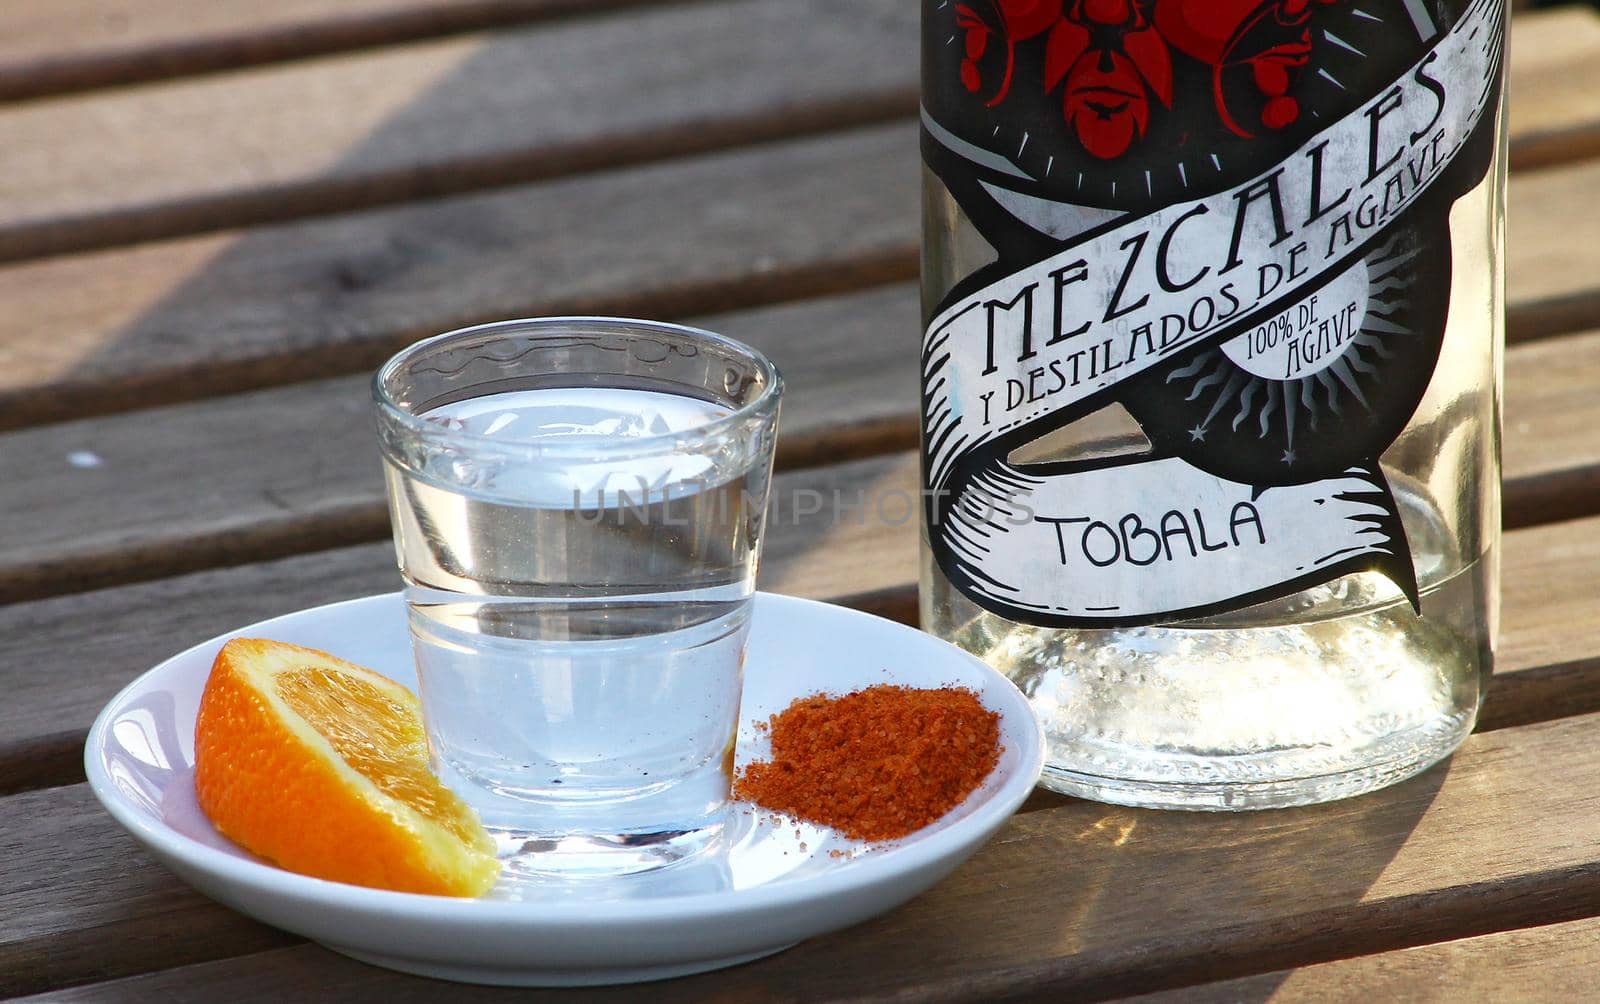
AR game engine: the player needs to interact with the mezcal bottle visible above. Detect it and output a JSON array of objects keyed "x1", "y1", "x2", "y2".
[{"x1": 919, "y1": 0, "x2": 1506, "y2": 809}]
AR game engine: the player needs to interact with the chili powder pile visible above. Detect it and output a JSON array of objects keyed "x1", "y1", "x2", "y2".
[{"x1": 734, "y1": 684, "x2": 1002, "y2": 841}]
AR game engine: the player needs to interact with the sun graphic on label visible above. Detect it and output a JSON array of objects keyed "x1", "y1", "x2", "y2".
[{"x1": 1120, "y1": 224, "x2": 1448, "y2": 485}]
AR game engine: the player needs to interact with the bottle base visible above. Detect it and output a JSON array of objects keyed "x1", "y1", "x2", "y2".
[{"x1": 1035, "y1": 709, "x2": 1475, "y2": 811}]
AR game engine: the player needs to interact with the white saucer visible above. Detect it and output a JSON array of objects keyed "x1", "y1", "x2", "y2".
[{"x1": 85, "y1": 591, "x2": 1044, "y2": 986}]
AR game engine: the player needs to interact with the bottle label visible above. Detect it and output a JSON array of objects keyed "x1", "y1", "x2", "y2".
[{"x1": 921, "y1": 0, "x2": 1503, "y2": 626}]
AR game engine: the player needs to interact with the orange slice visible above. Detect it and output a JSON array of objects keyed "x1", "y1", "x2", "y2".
[{"x1": 194, "y1": 638, "x2": 499, "y2": 896}]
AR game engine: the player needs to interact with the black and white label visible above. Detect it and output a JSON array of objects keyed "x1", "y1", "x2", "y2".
[{"x1": 922, "y1": 0, "x2": 1503, "y2": 626}]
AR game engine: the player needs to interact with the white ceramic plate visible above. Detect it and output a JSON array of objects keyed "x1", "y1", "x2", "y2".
[{"x1": 86, "y1": 591, "x2": 1044, "y2": 986}]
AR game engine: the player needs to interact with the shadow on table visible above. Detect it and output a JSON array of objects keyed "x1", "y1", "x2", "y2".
[
  {"x1": 764, "y1": 755, "x2": 1460, "y2": 1003},
  {"x1": 2, "y1": 1, "x2": 917, "y2": 432}
]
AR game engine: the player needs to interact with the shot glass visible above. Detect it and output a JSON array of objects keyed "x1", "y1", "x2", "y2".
[{"x1": 373, "y1": 317, "x2": 782, "y2": 877}]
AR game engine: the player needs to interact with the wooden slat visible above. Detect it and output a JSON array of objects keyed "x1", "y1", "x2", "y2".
[
  {"x1": 0, "y1": 0, "x2": 916, "y2": 264},
  {"x1": 0, "y1": 785, "x2": 296, "y2": 1000},
  {"x1": 0, "y1": 1, "x2": 673, "y2": 103},
  {"x1": 14, "y1": 708, "x2": 1600, "y2": 1000},
  {"x1": 0, "y1": 122, "x2": 917, "y2": 433},
  {"x1": 0, "y1": 278, "x2": 1588, "y2": 607},
  {"x1": 1501, "y1": 326, "x2": 1600, "y2": 528},
  {"x1": 0, "y1": 543, "x2": 397, "y2": 797},
  {"x1": 1504, "y1": 156, "x2": 1600, "y2": 341},
  {"x1": 3, "y1": 447, "x2": 1599, "y2": 797},
  {"x1": 1118, "y1": 917, "x2": 1600, "y2": 1002},
  {"x1": 1507, "y1": 7, "x2": 1600, "y2": 170}
]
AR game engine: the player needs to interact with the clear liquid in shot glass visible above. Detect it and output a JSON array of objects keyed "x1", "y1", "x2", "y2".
[{"x1": 383, "y1": 387, "x2": 765, "y2": 876}]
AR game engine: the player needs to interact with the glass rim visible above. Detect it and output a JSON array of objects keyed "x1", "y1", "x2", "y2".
[{"x1": 372, "y1": 316, "x2": 783, "y2": 462}]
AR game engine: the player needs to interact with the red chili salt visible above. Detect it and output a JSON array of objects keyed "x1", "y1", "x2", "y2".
[{"x1": 733, "y1": 684, "x2": 1002, "y2": 841}]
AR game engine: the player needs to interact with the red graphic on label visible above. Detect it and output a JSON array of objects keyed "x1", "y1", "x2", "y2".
[{"x1": 955, "y1": 0, "x2": 1345, "y2": 158}]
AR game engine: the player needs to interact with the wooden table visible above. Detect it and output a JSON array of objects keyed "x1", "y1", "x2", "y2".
[{"x1": 4, "y1": 2, "x2": 1600, "y2": 999}]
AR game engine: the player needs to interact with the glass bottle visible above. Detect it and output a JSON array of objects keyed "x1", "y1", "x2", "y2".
[{"x1": 919, "y1": 0, "x2": 1506, "y2": 809}]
